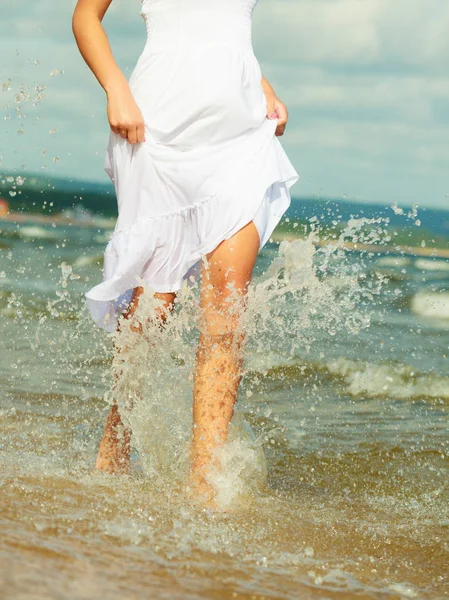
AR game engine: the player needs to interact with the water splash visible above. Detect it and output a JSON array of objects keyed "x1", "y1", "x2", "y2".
[
  {"x1": 2, "y1": 208, "x2": 448, "y2": 597},
  {"x1": 103, "y1": 220, "x2": 387, "y2": 509}
]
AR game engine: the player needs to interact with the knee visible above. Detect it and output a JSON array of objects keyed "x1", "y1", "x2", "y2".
[
  {"x1": 118, "y1": 288, "x2": 176, "y2": 332},
  {"x1": 210, "y1": 274, "x2": 250, "y2": 309},
  {"x1": 154, "y1": 292, "x2": 176, "y2": 323},
  {"x1": 201, "y1": 292, "x2": 247, "y2": 341},
  {"x1": 117, "y1": 286, "x2": 144, "y2": 332}
]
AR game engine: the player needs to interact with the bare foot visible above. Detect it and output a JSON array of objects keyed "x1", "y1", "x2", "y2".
[
  {"x1": 188, "y1": 470, "x2": 215, "y2": 506},
  {"x1": 188, "y1": 444, "x2": 221, "y2": 509},
  {"x1": 95, "y1": 404, "x2": 131, "y2": 474},
  {"x1": 187, "y1": 471, "x2": 238, "y2": 513}
]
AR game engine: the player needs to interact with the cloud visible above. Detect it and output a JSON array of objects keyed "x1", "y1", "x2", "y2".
[
  {"x1": 0, "y1": 0, "x2": 448, "y2": 208},
  {"x1": 252, "y1": 0, "x2": 449, "y2": 206},
  {"x1": 253, "y1": 0, "x2": 449, "y2": 72}
]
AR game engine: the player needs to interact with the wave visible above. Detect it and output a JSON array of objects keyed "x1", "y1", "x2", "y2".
[
  {"x1": 414, "y1": 258, "x2": 449, "y2": 271},
  {"x1": 247, "y1": 357, "x2": 449, "y2": 402},
  {"x1": 94, "y1": 231, "x2": 113, "y2": 244},
  {"x1": 15, "y1": 225, "x2": 59, "y2": 241},
  {"x1": 410, "y1": 290, "x2": 449, "y2": 320},
  {"x1": 376, "y1": 256, "x2": 412, "y2": 268},
  {"x1": 325, "y1": 357, "x2": 449, "y2": 401},
  {"x1": 73, "y1": 254, "x2": 104, "y2": 268}
]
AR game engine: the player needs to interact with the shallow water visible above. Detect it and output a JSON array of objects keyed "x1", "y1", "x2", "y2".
[{"x1": 1, "y1": 209, "x2": 448, "y2": 599}]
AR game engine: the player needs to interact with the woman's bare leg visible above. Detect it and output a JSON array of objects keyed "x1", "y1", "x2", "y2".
[
  {"x1": 190, "y1": 221, "x2": 260, "y2": 502},
  {"x1": 95, "y1": 286, "x2": 176, "y2": 474}
]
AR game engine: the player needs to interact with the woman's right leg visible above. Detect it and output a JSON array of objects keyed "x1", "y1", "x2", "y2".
[
  {"x1": 95, "y1": 286, "x2": 176, "y2": 474},
  {"x1": 189, "y1": 221, "x2": 260, "y2": 502}
]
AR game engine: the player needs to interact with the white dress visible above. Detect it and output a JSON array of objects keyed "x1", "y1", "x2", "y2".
[{"x1": 86, "y1": 0, "x2": 299, "y2": 331}]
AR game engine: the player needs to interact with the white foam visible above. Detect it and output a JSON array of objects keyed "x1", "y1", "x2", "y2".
[
  {"x1": 376, "y1": 256, "x2": 411, "y2": 268},
  {"x1": 326, "y1": 357, "x2": 449, "y2": 400},
  {"x1": 411, "y1": 290, "x2": 449, "y2": 320},
  {"x1": 415, "y1": 258, "x2": 449, "y2": 271},
  {"x1": 74, "y1": 254, "x2": 103, "y2": 268},
  {"x1": 206, "y1": 412, "x2": 269, "y2": 509},
  {"x1": 388, "y1": 583, "x2": 418, "y2": 598},
  {"x1": 18, "y1": 225, "x2": 58, "y2": 240},
  {"x1": 100, "y1": 226, "x2": 389, "y2": 508},
  {"x1": 94, "y1": 231, "x2": 114, "y2": 244}
]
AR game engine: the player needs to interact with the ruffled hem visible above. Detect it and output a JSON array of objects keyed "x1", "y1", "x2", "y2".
[{"x1": 85, "y1": 120, "x2": 299, "y2": 332}]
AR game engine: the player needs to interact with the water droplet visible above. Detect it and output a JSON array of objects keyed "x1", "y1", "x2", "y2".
[
  {"x1": 15, "y1": 90, "x2": 30, "y2": 103},
  {"x1": 53, "y1": 157, "x2": 60, "y2": 163},
  {"x1": 9, "y1": 191, "x2": 17, "y2": 197}
]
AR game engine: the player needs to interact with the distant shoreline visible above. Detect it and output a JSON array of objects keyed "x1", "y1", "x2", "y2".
[
  {"x1": 0, "y1": 210, "x2": 115, "y2": 229},
  {"x1": 1, "y1": 210, "x2": 448, "y2": 259}
]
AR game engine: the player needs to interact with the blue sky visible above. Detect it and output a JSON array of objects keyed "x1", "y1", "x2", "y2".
[{"x1": 1, "y1": 0, "x2": 448, "y2": 209}]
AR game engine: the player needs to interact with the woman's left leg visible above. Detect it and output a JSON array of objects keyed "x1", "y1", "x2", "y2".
[
  {"x1": 189, "y1": 221, "x2": 260, "y2": 502},
  {"x1": 95, "y1": 287, "x2": 176, "y2": 474}
]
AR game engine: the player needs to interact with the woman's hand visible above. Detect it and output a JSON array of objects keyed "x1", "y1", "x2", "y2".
[
  {"x1": 266, "y1": 95, "x2": 288, "y2": 137},
  {"x1": 107, "y1": 83, "x2": 145, "y2": 144},
  {"x1": 72, "y1": 0, "x2": 145, "y2": 145},
  {"x1": 261, "y1": 76, "x2": 288, "y2": 137}
]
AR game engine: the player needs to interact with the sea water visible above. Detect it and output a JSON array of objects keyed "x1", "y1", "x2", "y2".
[{"x1": 1, "y1": 204, "x2": 448, "y2": 599}]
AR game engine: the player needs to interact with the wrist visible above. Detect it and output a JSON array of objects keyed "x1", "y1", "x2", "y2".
[{"x1": 104, "y1": 76, "x2": 130, "y2": 97}]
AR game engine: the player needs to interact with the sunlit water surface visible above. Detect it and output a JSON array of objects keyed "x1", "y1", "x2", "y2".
[{"x1": 1, "y1": 212, "x2": 448, "y2": 599}]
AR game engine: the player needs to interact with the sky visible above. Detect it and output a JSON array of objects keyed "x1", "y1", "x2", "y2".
[{"x1": 1, "y1": 0, "x2": 448, "y2": 209}]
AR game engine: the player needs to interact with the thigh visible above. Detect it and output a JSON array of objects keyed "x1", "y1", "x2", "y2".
[
  {"x1": 203, "y1": 221, "x2": 260, "y2": 295},
  {"x1": 120, "y1": 286, "x2": 176, "y2": 331},
  {"x1": 199, "y1": 221, "x2": 260, "y2": 335}
]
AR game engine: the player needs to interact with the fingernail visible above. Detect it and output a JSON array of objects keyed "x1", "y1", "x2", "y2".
[{"x1": 269, "y1": 113, "x2": 277, "y2": 119}]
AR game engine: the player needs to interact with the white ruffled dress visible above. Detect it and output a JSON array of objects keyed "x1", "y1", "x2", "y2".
[{"x1": 86, "y1": 0, "x2": 299, "y2": 331}]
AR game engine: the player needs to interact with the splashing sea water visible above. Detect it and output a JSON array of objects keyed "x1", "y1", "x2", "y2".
[{"x1": 1, "y1": 212, "x2": 448, "y2": 598}]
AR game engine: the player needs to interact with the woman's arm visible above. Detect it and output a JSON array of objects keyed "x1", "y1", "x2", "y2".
[
  {"x1": 261, "y1": 75, "x2": 288, "y2": 137},
  {"x1": 72, "y1": 0, "x2": 144, "y2": 144}
]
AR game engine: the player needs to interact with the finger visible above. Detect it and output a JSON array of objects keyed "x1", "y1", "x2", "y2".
[
  {"x1": 119, "y1": 127, "x2": 128, "y2": 139},
  {"x1": 110, "y1": 125, "x2": 120, "y2": 135},
  {"x1": 136, "y1": 122, "x2": 145, "y2": 143},
  {"x1": 128, "y1": 126, "x2": 138, "y2": 145},
  {"x1": 276, "y1": 105, "x2": 288, "y2": 126},
  {"x1": 265, "y1": 101, "x2": 276, "y2": 119},
  {"x1": 275, "y1": 123, "x2": 286, "y2": 136}
]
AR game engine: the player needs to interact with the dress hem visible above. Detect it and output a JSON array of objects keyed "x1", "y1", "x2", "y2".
[{"x1": 85, "y1": 121, "x2": 299, "y2": 332}]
